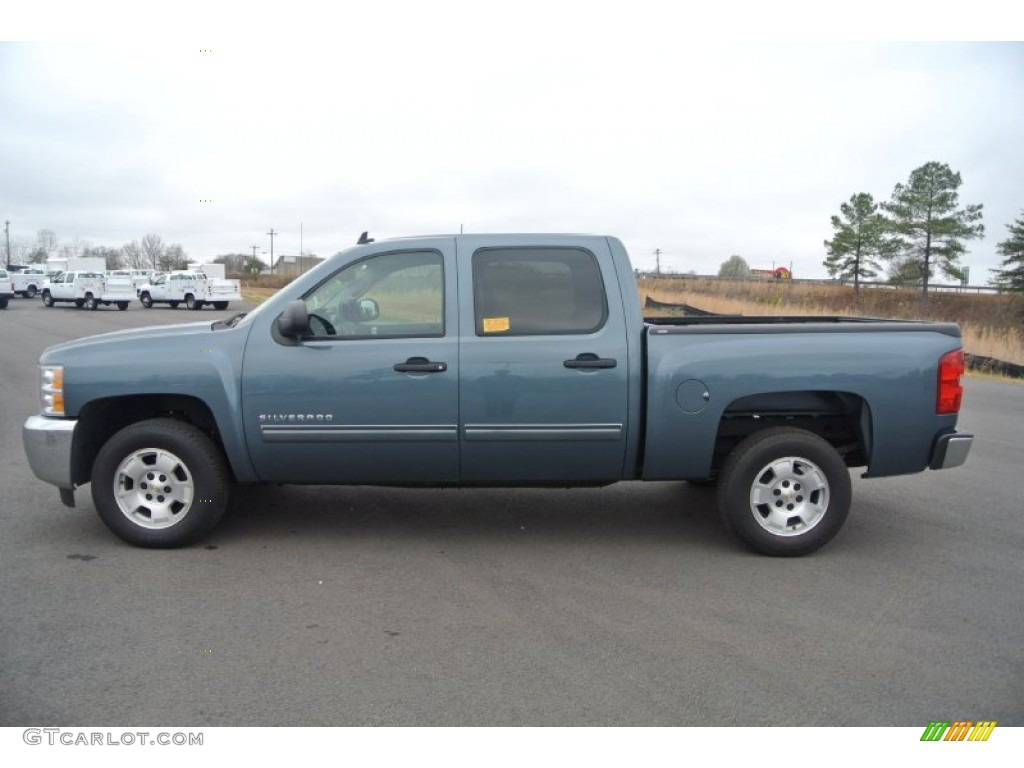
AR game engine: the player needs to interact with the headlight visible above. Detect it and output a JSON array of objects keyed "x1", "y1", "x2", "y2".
[{"x1": 40, "y1": 365, "x2": 65, "y2": 416}]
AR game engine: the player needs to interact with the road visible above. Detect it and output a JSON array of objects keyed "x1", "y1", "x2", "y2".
[{"x1": 1, "y1": 297, "x2": 1021, "y2": 726}]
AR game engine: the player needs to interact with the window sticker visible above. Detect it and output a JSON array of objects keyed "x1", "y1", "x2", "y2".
[{"x1": 482, "y1": 316, "x2": 510, "y2": 333}]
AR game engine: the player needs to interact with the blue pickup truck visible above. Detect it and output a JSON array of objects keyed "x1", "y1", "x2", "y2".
[{"x1": 23, "y1": 234, "x2": 973, "y2": 555}]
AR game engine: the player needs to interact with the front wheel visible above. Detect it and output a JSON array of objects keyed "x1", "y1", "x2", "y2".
[
  {"x1": 168, "y1": 300, "x2": 179, "y2": 309},
  {"x1": 90, "y1": 419, "x2": 231, "y2": 548},
  {"x1": 140, "y1": 292, "x2": 153, "y2": 308},
  {"x1": 42, "y1": 291, "x2": 54, "y2": 307},
  {"x1": 716, "y1": 427, "x2": 852, "y2": 557},
  {"x1": 0, "y1": 297, "x2": 7, "y2": 309}
]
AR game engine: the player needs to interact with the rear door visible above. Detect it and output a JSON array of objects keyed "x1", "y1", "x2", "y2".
[{"x1": 456, "y1": 236, "x2": 631, "y2": 483}]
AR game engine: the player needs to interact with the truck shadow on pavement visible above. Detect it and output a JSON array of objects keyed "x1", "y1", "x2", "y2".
[{"x1": 212, "y1": 481, "x2": 733, "y2": 552}]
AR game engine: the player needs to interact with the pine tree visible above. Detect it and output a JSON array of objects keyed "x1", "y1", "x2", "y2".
[
  {"x1": 990, "y1": 210, "x2": 1024, "y2": 292},
  {"x1": 881, "y1": 162, "x2": 984, "y2": 307},
  {"x1": 823, "y1": 193, "x2": 892, "y2": 293}
]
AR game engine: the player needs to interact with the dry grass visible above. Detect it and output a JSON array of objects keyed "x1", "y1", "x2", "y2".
[{"x1": 640, "y1": 277, "x2": 1024, "y2": 365}]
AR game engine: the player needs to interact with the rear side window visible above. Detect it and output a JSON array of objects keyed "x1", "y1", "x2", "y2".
[{"x1": 472, "y1": 247, "x2": 607, "y2": 336}]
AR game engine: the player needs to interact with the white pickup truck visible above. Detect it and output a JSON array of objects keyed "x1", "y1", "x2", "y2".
[
  {"x1": 0, "y1": 268, "x2": 13, "y2": 308},
  {"x1": 10, "y1": 268, "x2": 48, "y2": 298},
  {"x1": 40, "y1": 271, "x2": 136, "y2": 310},
  {"x1": 137, "y1": 270, "x2": 242, "y2": 310}
]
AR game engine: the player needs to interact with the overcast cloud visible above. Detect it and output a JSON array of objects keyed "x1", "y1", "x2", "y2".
[{"x1": 2, "y1": 9, "x2": 1022, "y2": 280}]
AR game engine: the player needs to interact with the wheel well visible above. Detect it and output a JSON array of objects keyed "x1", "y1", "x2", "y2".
[
  {"x1": 72, "y1": 395, "x2": 229, "y2": 486},
  {"x1": 710, "y1": 391, "x2": 870, "y2": 476}
]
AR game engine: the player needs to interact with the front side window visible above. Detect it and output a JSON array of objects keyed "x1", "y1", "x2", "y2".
[
  {"x1": 303, "y1": 250, "x2": 444, "y2": 339},
  {"x1": 472, "y1": 247, "x2": 607, "y2": 336}
]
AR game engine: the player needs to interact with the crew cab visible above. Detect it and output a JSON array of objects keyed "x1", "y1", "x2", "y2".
[
  {"x1": 0, "y1": 269, "x2": 13, "y2": 308},
  {"x1": 40, "y1": 271, "x2": 135, "y2": 310},
  {"x1": 23, "y1": 234, "x2": 973, "y2": 555},
  {"x1": 137, "y1": 271, "x2": 241, "y2": 310}
]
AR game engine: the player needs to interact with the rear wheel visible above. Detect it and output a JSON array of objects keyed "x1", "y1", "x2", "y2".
[
  {"x1": 717, "y1": 427, "x2": 852, "y2": 557},
  {"x1": 91, "y1": 419, "x2": 231, "y2": 548},
  {"x1": 185, "y1": 294, "x2": 198, "y2": 310},
  {"x1": 0, "y1": 297, "x2": 7, "y2": 309},
  {"x1": 213, "y1": 301, "x2": 228, "y2": 310},
  {"x1": 85, "y1": 294, "x2": 99, "y2": 310},
  {"x1": 117, "y1": 301, "x2": 129, "y2": 311},
  {"x1": 25, "y1": 286, "x2": 38, "y2": 299}
]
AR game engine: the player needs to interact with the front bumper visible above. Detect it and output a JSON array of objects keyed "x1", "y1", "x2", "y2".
[
  {"x1": 930, "y1": 431, "x2": 974, "y2": 470},
  {"x1": 23, "y1": 415, "x2": 77, "y2": 490}
]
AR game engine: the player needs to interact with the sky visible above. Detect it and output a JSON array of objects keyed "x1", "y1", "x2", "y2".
[{"x1": 1, "y1": 3, "x2": 1022, "y2": 281}]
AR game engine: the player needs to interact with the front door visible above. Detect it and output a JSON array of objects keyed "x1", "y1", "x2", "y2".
[{"x1": 242, "y1": 241, "x2": 459, "y2": 484}]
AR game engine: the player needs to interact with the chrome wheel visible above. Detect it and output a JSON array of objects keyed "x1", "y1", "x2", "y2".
[
  {"x1": 112, "y1": 448, "x2": 195, "y2": 530},
  {"x1": 748, "y1": 456, "x2": 829, "y2": 537},
  {"x1": 717, "y1": 427, "x2": 851, "y2": 556}
]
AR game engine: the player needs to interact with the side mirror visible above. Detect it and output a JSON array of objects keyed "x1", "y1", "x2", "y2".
[
  {"x1": 277, "y1": 300, "x2": 310, "y2": 339},
  {"x1": 357, "y1": 298, "x2": 380, "y2": 321}
]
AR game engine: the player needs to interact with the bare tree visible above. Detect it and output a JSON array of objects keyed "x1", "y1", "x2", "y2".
[
  {"x1": 122, "y1": 240, "x2": 146, "y2": 269},
  {"x1": 141, "y1": 234, "x2": 165, "y2": 271},
  {"x1": 159, "y1": 244, "x2": 189, "y2": 271},
  {"x1": 28, "y1": 229, "x2": 60, "y2": 263}
]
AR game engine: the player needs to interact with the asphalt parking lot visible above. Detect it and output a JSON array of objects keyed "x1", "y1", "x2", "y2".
[{"x1": 1, "y1": 296, "x2": 1022, "y2": 726}]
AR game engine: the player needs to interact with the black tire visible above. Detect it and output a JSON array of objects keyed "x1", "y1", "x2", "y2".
[
  {"x1": 117, "y1": 301, "x2": 129, "y2": 311},
  {"x1": 74, "y1": 299, "x2": 84, "y2": 308},
  {"x1": 213, "y1": 301, "x2": 228, "y2": 310},
  {"x1": 90, "y1": 418, "x2": 231, "y2": 548},
  {"x1": 140, "y1": 292, "x2": 153, "y2": 308},
  {"x1": 25, "y1": 286, "x2": 38, "y2": 299},
  {"x1": 185, "y1": 294, "x2": 197, "y2": 310},
  {"x1": 688, "y1": 477, "x2": 717, "y2": 488},
  {"x1": 85, "y1": 294, "x2": 99, "y2": 310},
  {"x1": 716, "y1": 427, "x2": 852, "y2": 557},
  {"x1": 0, "y1": 297, "x2": 7, "y2": 309},
  {"x1": 42, "y1": 291, "x2": 54, "y2": 307},
  {"x1": 169, "y1": 301, "x2": 179, "y2": 308}
]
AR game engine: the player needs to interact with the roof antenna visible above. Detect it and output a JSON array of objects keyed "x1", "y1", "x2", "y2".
[{"x1": 357, "y1": 231, "x2": 374, "y2": 245}]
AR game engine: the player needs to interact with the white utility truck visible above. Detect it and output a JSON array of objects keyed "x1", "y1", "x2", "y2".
[
  {"x1": 40, "y1": 271, "x2": 136, "y2": 310},
  {"x1": 137, "y1": 270, "x2": 242, "y2": 310}
]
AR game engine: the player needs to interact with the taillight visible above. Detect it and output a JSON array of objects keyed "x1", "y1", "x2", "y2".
[{"x1": 937, "y1": 350, "x2": 965, "y2": 415}]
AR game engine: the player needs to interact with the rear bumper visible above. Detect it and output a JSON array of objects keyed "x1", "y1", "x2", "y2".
[
  {"x1": 23, "y1": 415, "x2": 77, "y2": 489},
  {"x1": 930, "y1": 431, "x2": 973, "y2": 470}
]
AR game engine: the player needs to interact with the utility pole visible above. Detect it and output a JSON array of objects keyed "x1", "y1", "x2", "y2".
[
  {"x1": 251, "y1": 245, "x2": 259, "y2": 260},
  {"x1": 267, "y1": 228, "x2": 277, "y2": 275},
  {"x1": 654, "y1": 248, "x2": 662, "y2": 275}
]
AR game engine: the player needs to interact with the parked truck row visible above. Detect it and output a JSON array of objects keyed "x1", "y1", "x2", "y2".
[{"x1": 3, "y1": 260, "x2": 241, "y2": 310}]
